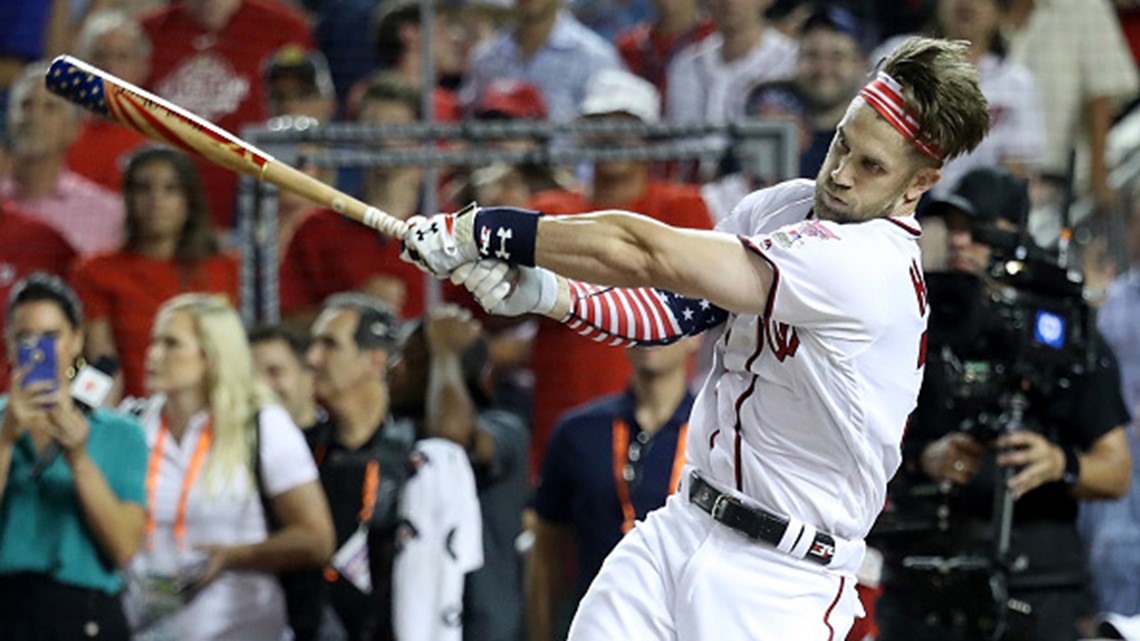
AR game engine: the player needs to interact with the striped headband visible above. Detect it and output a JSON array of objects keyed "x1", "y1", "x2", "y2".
[{"x1": 858, "y1": 71, "x2": 943, "y2": 161}]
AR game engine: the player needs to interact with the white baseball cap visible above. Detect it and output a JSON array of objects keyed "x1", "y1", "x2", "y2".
[{"x1": 578, "y1": 69, "x2": 661, "y2": 124}]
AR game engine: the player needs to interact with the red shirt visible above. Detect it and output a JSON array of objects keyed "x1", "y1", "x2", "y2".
[
  {"x1": 525, "y1": 180, "x2": 712, "y2": 475},
  {"x1": 70, "y1": 251, "x2": 240, "y2": 398},
  {"x1": 66, "y1": 117, "x2": 150, "y2": 192},
  {"x1": 0, "y1": 204, "x2": 78, "y2": 391},
  {"x1": 616, "y1": 19, "x2": 715, "y2": 100},
  {"x1": 141, "y1": 0, "x2": 313, "y2": 229},
  {"x1": 279, "y1": 209, "x2": 429, "y2": 319}
]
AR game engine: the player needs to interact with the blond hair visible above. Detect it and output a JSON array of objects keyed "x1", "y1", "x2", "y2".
[
  {"x1": 878, "y1": 36, "x2": 990, "y2": 164},
  {"x1": 155, "y1": 294, "x2": 272, "y2": 491}
]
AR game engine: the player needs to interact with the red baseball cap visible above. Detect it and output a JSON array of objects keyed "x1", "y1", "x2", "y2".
[{"x1": 474, "y1": 79, "x2": 547, "y2": 120}]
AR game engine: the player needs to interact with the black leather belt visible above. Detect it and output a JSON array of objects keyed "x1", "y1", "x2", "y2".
[{"x1": 688, "y1": 471, "x2": 837, "y2": 566}]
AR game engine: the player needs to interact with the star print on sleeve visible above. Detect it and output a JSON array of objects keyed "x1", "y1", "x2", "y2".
[{"x1": 562, "y1": 281, "x2": 729, "y2": 346}]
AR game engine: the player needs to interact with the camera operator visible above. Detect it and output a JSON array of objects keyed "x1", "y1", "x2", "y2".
[{"x1": 875, "y1": 166, "x2": 1132, "y2": 641}]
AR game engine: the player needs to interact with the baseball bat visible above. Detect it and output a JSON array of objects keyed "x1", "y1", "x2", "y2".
[{"x1": 44, "y1": 55, "x2": 406, "y2": 238}]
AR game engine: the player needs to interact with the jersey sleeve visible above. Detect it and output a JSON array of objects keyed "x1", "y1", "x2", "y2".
[
  {"x1": 256, "y1": 405, "x2": 319, "y2": 497},
  {"x1": 740, "y1": 219, "x2": 889, "y2": 331},
  {"x1": 393, "y1": 438, "x2": 483, "y2": 641}
]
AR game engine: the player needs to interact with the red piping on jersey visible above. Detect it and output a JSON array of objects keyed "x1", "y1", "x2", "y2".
[
  {"x1": 733, "y1": 235, "x2": 784, "y2": 492},
  {"x1": 731, "y1": 374, "x2": 758, "y2": 490},
  {"x1": 823, "y1": 576, "x2": 847, "y2": 641},
  {"x1": 737, "y1": 235, "x2": 781, "y2": 371},
  {"x1": 886, "y1": 217, "x2": 921, "y2": 236}
]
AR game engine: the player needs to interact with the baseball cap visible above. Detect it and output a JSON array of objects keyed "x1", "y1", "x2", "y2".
[
  {"x1": 474, "y1": 79, "x2": 548, "y2": 120},
  {"x1": 264, "y1": 44, "x2": 335, "y2": 98},
  {"x1": 924, "y1": 165, "x2": 1030, "y2": 227},
  {"x1": 579, "y1": 69, "x2": 661, "y2": 124}
]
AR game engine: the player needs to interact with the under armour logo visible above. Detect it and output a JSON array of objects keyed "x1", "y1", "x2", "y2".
[{"x1": 494, "y1": 227, "x2": 513, "y2": 259}]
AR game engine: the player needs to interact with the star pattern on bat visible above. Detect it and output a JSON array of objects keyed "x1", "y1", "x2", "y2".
[{"x1": 45, "y1": 59, "x2": 108, "y2": 116}]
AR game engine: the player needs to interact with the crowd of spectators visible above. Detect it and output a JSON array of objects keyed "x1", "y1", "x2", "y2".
[{"x1": 2, "y1": 0, "x2": 1140, "y2": 640}]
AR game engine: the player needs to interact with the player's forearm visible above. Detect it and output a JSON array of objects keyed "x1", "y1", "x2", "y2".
[
  {"x1": 536, "y1": 213, "x2": 768, "y2": 314},
  {"x1": 68, "y1": 451, "x2": 145, "y2": 566}
]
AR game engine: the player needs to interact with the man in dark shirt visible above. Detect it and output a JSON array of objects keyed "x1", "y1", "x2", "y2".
[{"x1": 874, "y1": 167, "x2": 1132, "y2": 641}]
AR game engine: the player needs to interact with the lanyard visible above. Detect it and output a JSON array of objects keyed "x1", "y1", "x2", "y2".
[
  {"x1": 144, "y1": 416, "x2": 213, "y2": 552},
  {"x1": 312, "y1": 444, "x2": 381, "y2": 524},
  {"x1": 321, "y1": 455, "x2": 381, "y2": 585},
  {"x1": 611, "y1": 417, "x2": 688, "y2": 534}
]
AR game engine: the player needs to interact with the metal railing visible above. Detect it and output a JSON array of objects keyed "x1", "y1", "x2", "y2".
[{"x1": 235, "y1": 117, "x2": 799, "y2": 324}]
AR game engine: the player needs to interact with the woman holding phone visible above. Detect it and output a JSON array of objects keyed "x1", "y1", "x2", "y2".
[
  {"x1": 0, "y1": 272, "x2": 149, "y2": 640},
  {"x1": 124, "y1": 293, "x2": 334, "y2": 641}
]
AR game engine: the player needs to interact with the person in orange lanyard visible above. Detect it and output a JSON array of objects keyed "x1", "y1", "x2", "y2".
[
  {"x1": 304, "y1": 293, "x2": 483, "y2": 641},
  {"x1": 122, "y1": 293, "x2": 335, "y2": 641},
  {"x1": 526, "y1": 337, "x2": 700, "y2": 641},
  {"x1": 0, "y1": 273, "x2": 147, "y2": 641}
]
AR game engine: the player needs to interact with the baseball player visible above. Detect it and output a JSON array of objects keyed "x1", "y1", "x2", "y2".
[{"x1": 402, "y1": 37, "x2": 990, "y2": 640}]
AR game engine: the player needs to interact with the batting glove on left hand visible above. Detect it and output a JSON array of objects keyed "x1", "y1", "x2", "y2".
[
  {"x1": 451, "y1": 259, "x2": 559, "y2": 317},
  {"x1": 400, "y1": 202, "x2": 480, "y2": 277}
]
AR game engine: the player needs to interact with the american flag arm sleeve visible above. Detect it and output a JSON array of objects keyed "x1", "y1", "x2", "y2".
[{"x1": 561, "y1": 279, "x2": 729, "y2": 346}]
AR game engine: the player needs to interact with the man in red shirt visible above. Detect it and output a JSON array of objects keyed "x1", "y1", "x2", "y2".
[
  {"x1": 279, "y1": 74, "x2": 444, "y2": 330},
  {"x1": 140, "y1": 0, "x2": 313, "y2": 229},
  {"x1": 0, "y1": 200, "x2": 77, "y2": 391},
  {"x1": 524, "y1": 69, "x2": 712, "y2": 476}
]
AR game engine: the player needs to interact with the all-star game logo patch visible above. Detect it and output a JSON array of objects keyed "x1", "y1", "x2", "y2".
[{"x1": 771, "y1": 220, "x2": 839, "y2": 248}]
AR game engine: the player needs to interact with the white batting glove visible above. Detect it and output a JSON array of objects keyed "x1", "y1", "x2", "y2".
[
  {"x1": 400, "y1": 202, "x2": 479, "y2": 277},
  {"x1": 451, "y1": 259, "x2": 558, "y2": 317}
]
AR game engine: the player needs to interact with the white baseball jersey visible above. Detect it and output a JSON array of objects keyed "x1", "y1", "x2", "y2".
[
  {"x1": 556, "y1": 179, "x2": 927, "y2": 640},
  {"x1": 690, "y1": 179, "x2": 928, "y2": 540},
  {"x1": 561, "y1": 178, "x2": 928, "y2": 541},
  {"x1": 393, "y1": 438, "x2": 483, "y2": 641}
]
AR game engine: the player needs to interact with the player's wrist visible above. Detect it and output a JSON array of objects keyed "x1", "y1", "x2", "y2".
[{"x1": 473, "y1": 207, "x2": 543, "y2": 267}]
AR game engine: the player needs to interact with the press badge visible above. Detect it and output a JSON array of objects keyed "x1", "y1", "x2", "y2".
[{"x1": 331, "y1": 525, "x2": 372, "y2": 594}]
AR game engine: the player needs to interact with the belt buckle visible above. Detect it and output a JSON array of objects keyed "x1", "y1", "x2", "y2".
[{"x1": 710, "y1": 492, "x2": 743, "y2": 522}]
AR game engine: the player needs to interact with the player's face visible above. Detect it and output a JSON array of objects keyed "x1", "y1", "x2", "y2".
[
  {"x1": 814, "y1": 101, "x2": 938, "y2": 223},
  {"x1": 253, "y1": 338, "x2": 314, "y2": 423},
  {"x1": 307, "y1": 309, "x2": 386, "y2": 402},
  {"x1": 145, "y1": 311, "x2": 208, "y2": 397},
  {"x1": 127, "y1": 159, "x2": 189, "y2": 243}
]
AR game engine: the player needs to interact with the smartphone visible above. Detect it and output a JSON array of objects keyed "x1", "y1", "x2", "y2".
[{"x1": 17, "y1": 335, "x2": 57, "y2": 390}]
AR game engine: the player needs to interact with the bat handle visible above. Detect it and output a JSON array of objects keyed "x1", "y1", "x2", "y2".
[{"x1": 361, "y1": 206, "x2": 407, "y2": 238}]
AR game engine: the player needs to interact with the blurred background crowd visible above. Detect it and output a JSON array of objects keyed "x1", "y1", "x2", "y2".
[{"x1": 1, "y1": 0, "x2": 1140, "y2": 640}]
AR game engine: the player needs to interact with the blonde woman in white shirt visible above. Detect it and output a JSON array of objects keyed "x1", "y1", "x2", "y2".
[{"x1": 125, "y1": 293, "x2": 334, "y2": 641}]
